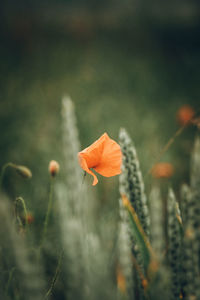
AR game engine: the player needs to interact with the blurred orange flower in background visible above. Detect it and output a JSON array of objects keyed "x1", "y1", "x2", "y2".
[
  {"x1": 176, "y1": 105, "x2": 195, "y2": 125},
  {"x1": 78, "y1": 133, "x2": 122, "y2": 186},
  {"x1": 151, "y1": 162, "x2": 174, "y2": 178}
]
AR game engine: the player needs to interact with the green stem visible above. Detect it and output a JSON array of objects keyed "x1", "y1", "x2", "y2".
[
  {"x1": 145, "y1": 125, "x2": 186, "y2": 178},
  {"x1": 5, "y1": 267, "x2": 16, "y2": 295},
  {"x1": 45, "y1": 250, "x2": 64, "y2": 299},
  {"x1": 82, "y1": 171, "x2": 86, "y2": 184},
  {"x1": 41, "y1": 177, "x2": 54, "y2": 248},
  {"x1": 0, "y1": 162, "x2": 16, "y2": 189}
]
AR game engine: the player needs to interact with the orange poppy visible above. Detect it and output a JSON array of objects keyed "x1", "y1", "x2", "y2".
[
  {"x1": 176, "y1": 105, "x2": 195, "y2": 125},
  {"x1": 78, "y1": 133, "x2": 122, "y2": 185},
  {"x1": 151, "y1": 162, "x2": 174, "y2": 179}
]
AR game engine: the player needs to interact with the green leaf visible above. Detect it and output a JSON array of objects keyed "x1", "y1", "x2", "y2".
[{"x1": 122, "y1": 195, "x2": 157, "y2": 276}]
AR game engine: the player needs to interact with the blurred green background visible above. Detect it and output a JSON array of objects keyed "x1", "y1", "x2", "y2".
[{"x1": 0, "y1": 0, "x2": 199, "y2": 212}]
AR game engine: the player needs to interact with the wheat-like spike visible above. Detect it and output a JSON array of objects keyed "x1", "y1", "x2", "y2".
[
  {"x1": 117, "y1": 198, "x2": 134, "y2": 299},
  {"x1": 190, "y1": 136, "x2": 200, "y2": 254},
  {"x1": 148, "y1": 189, "x2": 171, "y2": 300},
  {"x1": 56, "y1": 183, "x2": 117, "y2": 300},
  {"x1": 180, "y1": 184, "x2": 190, "y2": 228},
  {"x1": 119, "y1": 128, "x2": 150, "y2": 237},
  {"x1": 59, "y1": 97, "x2": 117, "y2": 300},
  {"x1": 167, "y1": 188, "x2": 182, "y2": 300},
  {"x1": 180, "y1": 184, "x2": 194, "y2": 299},
  {"x1": 181, "y1": 188, "x2": 200, "y2": 299},
  {"x1": 0, "y1": 196, "x2": 45, "y2": 300},
  {"x1": 191, "y1": 135, "x2": 200, "y2": 299},
  {"x1": 61, "y1": 95, "x2": 84, "y2": 213},
  {"x1": 56, "y1": 183, "x2": 86, "y2": 300},
  {"x1": 167, "y1": 189, "x2": 181, "y2": 298},
  {"x1": 180, "y1": 136, "x2": 200, "y2": 300},
  {"x1": 58, "y1": 96, "x2": 87, "y2": 299},
  {"x1": 119, "y1": 128, "x2": 149, "y2": 299},
  {"x1": 190, "y1": 135, "x2": 200, "y2": 192},
  {"x1": 190, "y1": 136, "x2": 200, "y2": 250},
  {"x1": 149, "y1": 186, "x2": 165, "y2": 262}
]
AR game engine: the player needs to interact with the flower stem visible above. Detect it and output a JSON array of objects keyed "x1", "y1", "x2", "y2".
[
  {"x1": 82, "y1": 171, "x2": 86, "y2": 185},
  {"x1": 44, "y1": 249, "x2": 64, "y2": 299},
  {"x1": 41, "y1": 177, "x2": 54, "y2": 248},
  {"x1": 145, "y1": 124, "x2": 186, "y2": 178},
  {"x1": 5, "y1": 267, "x2": 16, "y2": 295}
]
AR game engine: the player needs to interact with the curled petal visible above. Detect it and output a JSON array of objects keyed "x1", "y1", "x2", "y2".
[{"x1": 78, "y1": 153, "x2": 98, "y2": 185}]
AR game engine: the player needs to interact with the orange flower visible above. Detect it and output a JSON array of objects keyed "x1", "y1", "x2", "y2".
[
  {"x1": 151, "y1": 162, "x2": 174, "y2": 179},
  {"x1": 176, "y1": 105, "x2": 195, "y2": 125},
  {"x1": 78, "y1": 133, "x2": 122, "y2": 186}
]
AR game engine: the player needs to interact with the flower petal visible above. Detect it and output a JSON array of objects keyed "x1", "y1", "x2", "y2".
[
  {"x1": 94, "y1": 134, "x2": 122, "y2": 177},
  {"x1": 80, "y1": 133, "x2": 107, "y2": 168},
  {"x1": 78, "y1": 153, "x2": 98, "y2": 185}
]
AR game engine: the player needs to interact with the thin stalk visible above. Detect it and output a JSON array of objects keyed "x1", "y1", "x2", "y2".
[
  {"x1": 146, "y1": 112, "x2": 200, "y2": 178},
  {"x1": 41, "y1": 177, "x2": 54, "y2": 248},
  {"x1": 5, "y1": 267, "x2": 16, "y2": 295},
  {"x1": 44, "y1": 250, "x2": 64, "y2": 299},
  {"x1": 145, "y1": 125, "x2": 186, "y2": 178},
  {"x1": 82, "y1": 171, "x2": 86, "y2": 184}
]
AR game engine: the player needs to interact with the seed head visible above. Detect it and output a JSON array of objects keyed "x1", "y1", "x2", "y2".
[{"x1": 15, "y1": 165, "x2": 32, "y2": 179}]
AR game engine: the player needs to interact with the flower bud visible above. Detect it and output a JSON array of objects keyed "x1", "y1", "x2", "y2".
[
  {"x1": 15, "y1": 165, "x2": 32, "y2": 179},
  {"x1": 49, "y1": 160, "x2": 60, "y2": 177}
]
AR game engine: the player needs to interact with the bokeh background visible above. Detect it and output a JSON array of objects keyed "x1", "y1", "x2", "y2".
[{"x1": 0, "y1": 0, "x2": 199, "y2": 213}]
